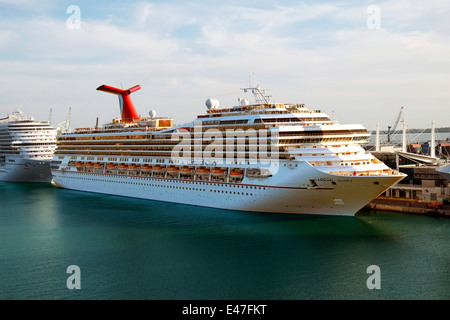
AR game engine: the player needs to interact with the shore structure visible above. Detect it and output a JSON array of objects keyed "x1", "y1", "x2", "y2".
[{"x1": 366, "y1": 119, "x2": 450, "y2": 217}]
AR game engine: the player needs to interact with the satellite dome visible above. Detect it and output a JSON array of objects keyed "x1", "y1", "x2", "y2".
[
  {"x1": 205, "y1": 98, "x2": 219, "y2": 110},
  {"x1": 149, "y1": 110, "x2": 157, "y2": 118},
  {"x1": 238, "y1": 98, "x2": 249, "y2": 106}
]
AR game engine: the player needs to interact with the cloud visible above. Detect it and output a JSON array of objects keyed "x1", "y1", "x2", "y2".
[
  {"x1": 133, "y1": 2, "x2": 198, "y2": 32},
  {"x1": 0, "y1": 0, "x2": 449, "y2": 130}
]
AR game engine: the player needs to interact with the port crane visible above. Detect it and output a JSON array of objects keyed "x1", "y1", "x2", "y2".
[
  {"x1": 387, "y1": 106, "x2": 404, "y2": 143},
  {"x1": 48, "y1": 107, "x2": 72, "y2": 134}
]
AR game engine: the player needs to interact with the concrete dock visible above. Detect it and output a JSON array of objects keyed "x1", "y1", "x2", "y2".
[{"x1": 365, "y1": 196, "x2": 450, "y2": 217}]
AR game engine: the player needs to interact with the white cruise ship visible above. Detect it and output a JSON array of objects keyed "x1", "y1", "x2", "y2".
[
  {"x1": 0, "y1": 110, "x2": 57, "y2": 182},
  {"x1": 51, "y1": 83, "x2": 405, "y2": 216}
]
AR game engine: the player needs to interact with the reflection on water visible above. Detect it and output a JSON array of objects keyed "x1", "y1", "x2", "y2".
[{"x1": 0, "y1": 182, "x2": 449, "y2": 299}]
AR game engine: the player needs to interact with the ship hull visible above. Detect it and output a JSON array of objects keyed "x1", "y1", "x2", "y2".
[
  {"x1": 0, "y1": 158, "x2": 53, "y2": 183},
  {"x1": 51, "y1": 166, "x2": 403, "y2": 216}
]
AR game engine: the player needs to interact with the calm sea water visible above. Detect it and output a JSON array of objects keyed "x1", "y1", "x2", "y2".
[{"x1": 1, "y1": 182, "x2": 449, "y2": 300}]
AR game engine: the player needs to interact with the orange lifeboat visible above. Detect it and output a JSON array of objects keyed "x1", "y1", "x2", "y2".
[
  {"x1": 75, "y1": 162, "x2": 84, "y2": 167},
  {"x1": 106, "y1": 163, "x2": 116, "y2": 169},
  {"x1": 141, "y1": 165, "x2": 151, "y2": 171},
  {"x1": 179, "y1": 167, "x2": 192, "y2": 175},
  {"x1": 128, "y1": 164, "x2": 138, "y2": 170},
  {"x1": 166, "y1": 167, "x2": 179, "y2": 175},
  {"x1": 195, "y1": 168, "x2": 210, "y2": 175},
  {"x1": 152, "y1": 165, "x2": 164, "y2": 173},
  {"x1": 85, "y1": 162, "x2": 94, "y2": 167},
  {"x1": 94, "y1": 163, "x2": 103, "y2": 168},
  {"x1": 211, "y1": 168, "x2": 225, "y2": 176},
  {"x1": 230, "y1": 170, "x2": 243, "y2": 178},
  {"x1": 118, "y1": 164, "x2": 128, "y2": 169}
]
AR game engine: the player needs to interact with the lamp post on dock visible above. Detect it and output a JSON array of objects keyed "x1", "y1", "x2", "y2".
[{"x1": 431, "y1": 119, "x2": 436, "y2": 158}]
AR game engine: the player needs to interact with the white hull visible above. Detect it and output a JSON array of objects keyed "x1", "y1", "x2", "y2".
[
  {"x1": 51, "y1": 164, "x2": 403, "y2": 216},
  {"x1": 1, "y1": 111, "x2": 57, "y2": 183},
  {"x1": 0, "y1": 158, "x2": 53, "y2": 183}
]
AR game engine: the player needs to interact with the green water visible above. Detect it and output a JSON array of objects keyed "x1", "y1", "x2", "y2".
[{"x1": 0, "y1": 182, "x2": 449, "y2": 300}]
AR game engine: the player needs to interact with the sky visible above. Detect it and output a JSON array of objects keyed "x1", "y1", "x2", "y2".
[{"x1": 0, "y1": 0, "x2": 449, "y2": 132}]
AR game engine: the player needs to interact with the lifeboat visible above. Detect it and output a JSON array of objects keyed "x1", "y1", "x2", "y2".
[
  {"x1": 166, "y1": 167, "x2": 179, "y2": 175},
  {"x1": 211, "y1": 168, "x2": 225, "y2": 176},
  {"x1": 75, "y1": 162, "x2": 84, "y2": 167},
  {"x1": 118, "y1": 164, "x2": 128, "y2": 169},
  {"x1": 106, "y1": 163, "x2": 116, "y2": 169},
  {"x1": 230, "y1": 170, "x2": 244, "y2": 178},
  {"x1": 151, "y1": 166, "x2": 164, "y2": 173},
  {"x1": 94, "y1": 163, "x2": 103, "y2": 168},
  {"x1": 179, "y1": 167, "x2": 192, "y2": 175},
  {"x1": 85, "y1": 162, "x2": 94, "y2": 167},
  {"x1": 141, "y1": 165, "x2": 151, "y2": 171},
  {"x1": 128, "y1": 164, "x2": 138, "y2": 170},
  {"x1": 195, "y1": 168, "x2": 210, "y2": 175}
]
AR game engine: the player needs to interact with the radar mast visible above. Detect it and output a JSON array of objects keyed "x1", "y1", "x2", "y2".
[{"x1": 240, "y1": 73, "x2": 271, "y2": 104}]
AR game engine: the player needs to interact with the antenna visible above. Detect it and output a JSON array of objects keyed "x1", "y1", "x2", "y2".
[
  {"x1": 48, "y1": 108, "x2": 53, "y2": 125},
  {"x1": 66, "y1": 107, "x2": 72, "y2": 132},
  {"x1": 249, "y1": 72, "x2": 258, "y2": 88},
  {"x1": 240, "y1": 73, "x2": 271, "y2": 104}
]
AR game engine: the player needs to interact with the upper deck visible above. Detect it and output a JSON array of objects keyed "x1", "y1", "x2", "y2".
[{"x1": 66, "y1": 116, "x2": 174, "y2": 136}]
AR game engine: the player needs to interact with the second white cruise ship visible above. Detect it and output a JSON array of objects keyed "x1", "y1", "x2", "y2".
[
  {"x1": 51, "y1": 83, "x2": 405, "y2": 216},
  {"x1": 1, "y1": 110, "x2": 57, "y2": 182}
]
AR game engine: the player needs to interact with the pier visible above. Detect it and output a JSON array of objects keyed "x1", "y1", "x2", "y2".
[
  {"x1": 366, "y1": 197, "x2": 450, "y2": 217},
  {"x1": 365, "y1": 120, "x2": 450, "y2": 217},
  {"x1": 365, "y1": 165, "x2": 449, "y2": 217},
  {"x1": 365, "y1": 159, "x2": 450, "y2": 217}
]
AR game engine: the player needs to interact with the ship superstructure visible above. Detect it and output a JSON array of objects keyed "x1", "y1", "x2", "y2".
[
  {"x1": 51, "y1": 83, "x2": 405, "y2": 216},
  {"x1": 0, "y1": 110, "x2": 57, "y2": 182}
]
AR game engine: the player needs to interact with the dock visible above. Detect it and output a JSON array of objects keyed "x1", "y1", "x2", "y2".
[
  {"x1": 365, "y1": 197, "x2": 450, "y2": 217},
  {"x1": 364, "y1": 118, "x2": 450, "y2": 217},
  {"x1": 364, "y1": 155, "x2": 449, "y2": 217},
  {"x1": 364, "y1": 165, "x2": 449, "y2": 217}
]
